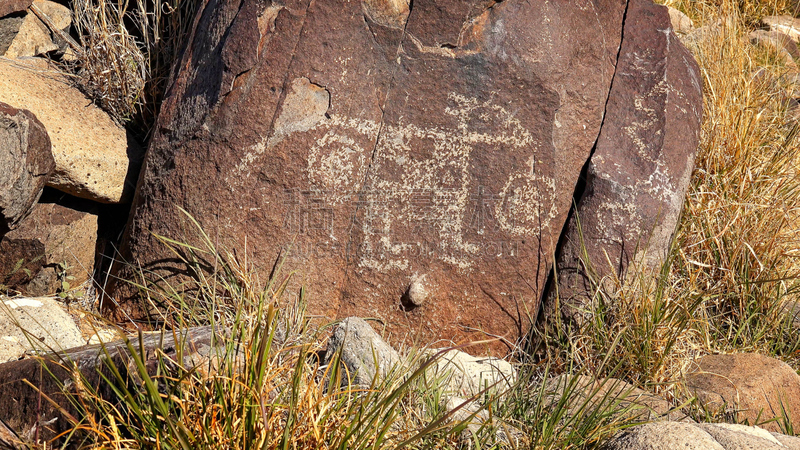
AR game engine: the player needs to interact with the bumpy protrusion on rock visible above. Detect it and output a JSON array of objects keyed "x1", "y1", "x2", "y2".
[{"x1": 362, "y1": 0, "x2": 410, "y2": 28}]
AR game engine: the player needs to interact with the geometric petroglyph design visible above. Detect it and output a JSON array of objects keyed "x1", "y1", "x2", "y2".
[{"x1": 242, "y1": 84, "x2": 559, "y2": 271}]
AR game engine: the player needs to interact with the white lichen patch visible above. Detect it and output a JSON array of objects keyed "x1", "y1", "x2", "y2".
[{"x1": 3, "y1": 298, "x2": 44, "y2": 309}]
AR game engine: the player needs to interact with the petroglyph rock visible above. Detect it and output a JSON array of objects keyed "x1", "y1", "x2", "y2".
[
  {"x1": 113, "y1": 0, "x2": 699, "y2": 353},
  {"x1": 548, "y1": 0, "x2": 703, "y2": 325}
]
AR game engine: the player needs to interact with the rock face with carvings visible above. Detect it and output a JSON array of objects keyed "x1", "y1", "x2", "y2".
[
  {"x1": 113, "y1": 0, "x2": 701, "y2": 350},
  {"x1": 548, "y1": 0, "x2": 703, "y2": 324}
]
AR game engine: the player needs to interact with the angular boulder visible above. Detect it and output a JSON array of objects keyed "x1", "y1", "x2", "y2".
[
  {"x1": 425, "y1": 348, "x2": 516, "y2": 398},
  {"x1": 0, "y1": 202, "x2": 98, "y2": 295},
  {"x1": 324, "y1": 317, "x2": 400, "y2": 387},
  {"x1": 683, "y1": 353, "x2": 800, "y2": 433},
  {"x1": 0, "y1": 102, "x2": 54, "y2": 234},
  {"x1": 549, "y1": 0, "x2": 703, "y2": 323},
  {"x1": 0, "y1": 59, "x2": 143, "y2": 204},
  {"x1": 114, "y1": 0, "x2": 629, "y2": 349}
]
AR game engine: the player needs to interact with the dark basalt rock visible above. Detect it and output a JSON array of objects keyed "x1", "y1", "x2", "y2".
[
  {"x1": 0, "y1": 102, "x2": 54, "y2": 235},
  {"x1": 549, "y1": 0, "x2": 703, "y2": 324},
  {"x1": 111, "y1": 0, "x2": 702, "y2": 353}
]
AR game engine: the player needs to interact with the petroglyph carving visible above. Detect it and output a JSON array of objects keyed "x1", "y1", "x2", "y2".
[{"x1": 241, "y1": 91, "x2": 559, "y2": 271}]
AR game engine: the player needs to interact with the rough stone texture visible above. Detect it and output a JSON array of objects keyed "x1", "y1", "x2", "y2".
[
  {"x1": 0, "y1": 16, "x2": 25, "y2": 55},
  {"x1": 684, "y1": 353, "x2": 800, "y2": 433},
  {"x1": 696, "y1": 423, "x2": 786, "y2": 449},
  {"x1": 547, "y1": 375, "x2": 693, "y2": 423},
  {"x1": 668, "y1": 7, "x2": 694, "y2": 34},
  {"x1": 763, "y1": 16, "x2": 800, "y2": 42},
  {"x1": 549, "y1": 0, "x2": 703, "y2": 324},
  {"x1": 0, "y1": 102, "x2": 54, "y2": 233},
  {"x1": 772, "y1": 431, "x2": 800, "y2": 449},
  {"x1": 601, "y1": 422, "x2": 800, "y2": 450},
  {"x1": 1, "y1": 0, "x2": 70, "y2": 58},
  {"x1": 0, "y1": 58, "x2": 143, "y2": 203},
  {"x1": 0, "y1": 326, "x2": 224, "y2": 445},
  {"x1": 113, "y1": 0, "x2": 634, "y2": 350},
  {"x1": 750, "y1": 30, "x2": 800, "y2": 69},
  {"x1": 0, "y1": 0, "x2": 33, "y2": 18},
  {"x1": 324, "y1": 317, "x2": 400, "y2": 386},
  {"x1": 425, "y1": 348, "x2": 515, "y2": 398},
  {"x1": 0, "y1": 296, "x2": 83, "y2": 362},
  {"x1": 0, "y1": 203, "x2": 98, "y2": 295}
]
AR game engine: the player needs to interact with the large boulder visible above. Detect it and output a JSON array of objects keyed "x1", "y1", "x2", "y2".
[
  {"x1": 0, "y1": 59, "x2": 143, "y2": 204},
  {"x1": 683, "y1": 353, "x2": 800, "y2": 433},
  {"x1": 0, "y1": 102, "x2": 54, "y2": 234},
  {"x1": 113, "y1": 0, "x2": 700, "y2": 350},
  {"x1": 548, "y1": 0, "x2": 703, "y2": 324},
  {"x1": 0, "y1": 202, "x2": 98, "y2": 295}
]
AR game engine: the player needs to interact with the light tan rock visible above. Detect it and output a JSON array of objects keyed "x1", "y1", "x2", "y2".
[
  {"x1": 425, "y1": 348, "x2": 516, "y2": 398},
  {"x1": 603, "y1": 422, "x2": 724, "y2": 450},
  {"x1": 668, "y1": 7, "x2": 694, "y2": 34},
  {"x1": 763, "y1": 16, "x2": 800, "y2": 42},
  {"x1": 0, "y1": 296, "x2": 84, "y2": 362},
  {"x1": 0, "y1": 58, "x2": 142, "y2": 203},
  {"x1": 2, "y1": 0, "x2": 70, "y2": 58},
  {"x1": 603, "y1": 422, "x2": 799, "y2": 450},
  {"x1": 547, "y1": 375, "x2": 693, "y2": 423},
  {"x1": 697, "y1": 423, "x2": 785, "y2": 449},
  {"x1": 750, "y1": 30, "x2": 800, "y2": 69},
  {"x1": 771, "y1": 431, "x2": 800, "y2": 449},
  {"x1": 684, "y1": 353, "x2": 800, "y2": 433}
]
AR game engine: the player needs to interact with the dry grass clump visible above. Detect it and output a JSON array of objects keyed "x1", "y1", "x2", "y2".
[
  {"x1": 538, "y1": 0, "x2": 800, "y2": 425},
  {"x1": 671, "y1": 0, "x2": 800, "y2": 360},
  {"x1": 67, "y1": 0, "x2": 199, "y2": 137}
]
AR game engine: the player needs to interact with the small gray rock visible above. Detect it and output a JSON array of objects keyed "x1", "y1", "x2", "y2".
[
  {"x1": 324, "y1": 317, "x2": 400, "y2": 387},
  {"x1": 0, "y1": 296, "x2": 83, "y2": 362},
  {"x1": 425, "y1": 348, "x2": 516, "y2": 399},
  {"x1": 696, "y1": 423, "x2": 785, "y2": 449},
  {"x1": 603, "y1": 422, "x2": 724, "y2": 450}
]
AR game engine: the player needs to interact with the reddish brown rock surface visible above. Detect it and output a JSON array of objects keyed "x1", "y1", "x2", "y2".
[
  {"x1": 113, "y1": 0, "x2": 700, "y2": 351},
  {"x1": 0, "y1": 202, "x2": 97, "y2": 295},
  {"x1": 549, "y1": 0, "x2": 703, "y2": 323},
  {"x1": 0, "y1": 102, "x2": 53, "y2": 234},
  {"x1": 684, "y1": 353, "x2": 800, "y2": 433}
]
